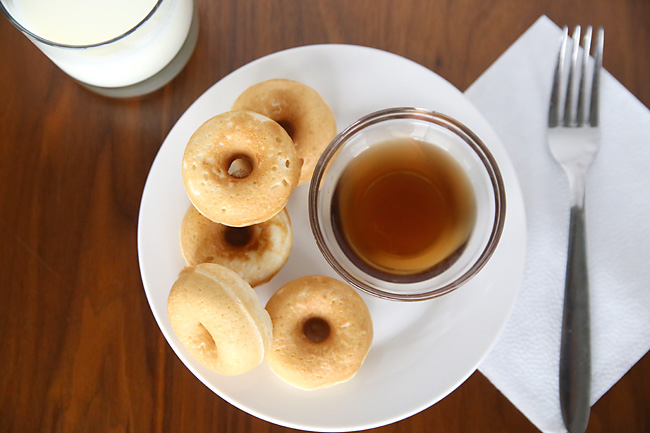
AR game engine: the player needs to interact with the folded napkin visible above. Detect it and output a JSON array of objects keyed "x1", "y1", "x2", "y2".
[{"x1": 465, "y1": 15, "x2": 650, "y2": 433}]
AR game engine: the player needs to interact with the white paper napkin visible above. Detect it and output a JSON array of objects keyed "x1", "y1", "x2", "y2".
[{"x1": 464, "y1": 15, "x2": 650, "y2": 433}]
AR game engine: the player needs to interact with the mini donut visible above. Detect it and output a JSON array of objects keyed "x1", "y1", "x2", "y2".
[
  {"x1": 265, "y1": 275, "x2": 373, "y2": 390},
  {"x1": 182, "y1": 110, "x2": 301, "y2": 227},
  {"x1": 180, "y1": 205, "x2": 293, "y2": 287},
  {"x1": 232, "y1": 79, "x2": 337, "y2": 185},
  {"x1": 167, "y1": 263, "x2": 273, "y2": 376}
]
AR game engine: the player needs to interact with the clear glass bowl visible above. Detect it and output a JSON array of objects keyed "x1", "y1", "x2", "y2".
[{"x1": 309, "y1": 107, "x2": 506, "y2": 301}]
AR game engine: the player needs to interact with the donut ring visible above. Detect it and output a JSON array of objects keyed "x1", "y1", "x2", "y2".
[
  {"x1": 265, "y1": 276, "x2": 373, "y2": 390},
  {"x1": 182, "y1": 110, "x2": 301, "y2": 227},
  {"x1": 167, "y1": 263, "x2": 273, "y2": 376},
  {"x1": 180, "y1": 205, "x2": 293, "y2": 287},
  {"x1": 232, "y1": 79, "x2": 337, "y2": 185}
]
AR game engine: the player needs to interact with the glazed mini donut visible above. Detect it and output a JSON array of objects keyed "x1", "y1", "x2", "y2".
[
  {"x1": 182, "y1": 110, "x2": 301, "y2": 227},
  {"x1": 180, "y1": 205, "x2": 293, "y2": 287},
  {"x1": 167, "y1": 263, "x2": 273, "y2": 376},
  {"x1": 232, "y1": 79, "x2": 337, "y2": 185},
  {"x1": 265, "y1": 275, "x2": 373, "y2": 390}
]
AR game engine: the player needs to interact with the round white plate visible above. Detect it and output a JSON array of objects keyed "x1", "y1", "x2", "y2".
[{"x1": 138, "y1": 44, "x2": 526, "y2": 432}]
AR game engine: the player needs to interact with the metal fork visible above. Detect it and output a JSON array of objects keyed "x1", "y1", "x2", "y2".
[{"x1": 548, "y1": 25, "x2": 604, "y2": 433}]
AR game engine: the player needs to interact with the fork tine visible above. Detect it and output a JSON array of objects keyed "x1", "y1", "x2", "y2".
[
  {"x1": 589, "y1": 27, "x2": 604, "y2": 126},
  {"x1": 564, "y1": 26, "x2": 581, "y2": 126},
  {"x1": 577, "y1": 26, "x2": 593, "y2": 126},
  {"x1": 549, "y1": 26, "x2": 568, "y2": 127}
]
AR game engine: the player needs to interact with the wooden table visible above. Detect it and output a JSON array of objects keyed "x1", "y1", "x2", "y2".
[{"x1": 1, "y1": 1, "x2": 648, "y2": 432}]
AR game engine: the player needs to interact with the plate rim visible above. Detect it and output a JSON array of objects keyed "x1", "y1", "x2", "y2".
[{"x1": 137, "y1": 43, "x2": 527, "y2": 432}]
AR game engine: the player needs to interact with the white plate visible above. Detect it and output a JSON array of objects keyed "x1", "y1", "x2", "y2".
[{"x1": 138, "y1": 44, "x2": 526, "y2": 432}]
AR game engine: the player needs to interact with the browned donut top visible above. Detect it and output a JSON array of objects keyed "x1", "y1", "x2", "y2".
[
  {"x1": 182, "y1": 110, "x2": 301, "y2": 227},
  {"x1": 265, "y1": 275, "x2": 373, "y2": 389},
  {"x1": 180, "y1": 206, "x2": 293, "y2": 286}
]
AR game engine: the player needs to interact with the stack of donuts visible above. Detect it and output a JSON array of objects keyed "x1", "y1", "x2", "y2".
[{"x1": 166, "y1": 79, "x2": 374, "y2": 390}]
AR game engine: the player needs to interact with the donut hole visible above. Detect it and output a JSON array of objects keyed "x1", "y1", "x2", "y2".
[
  {"x1": 227, "y1": 154, "x2": 254, "y2": 179},
  {"x1": 224, "y1": 226, "x2": 253, "y2": 247},
  {"x1": 196, "y1": 323, "x2": 217, "y2": 353},
  {"x1": 277, "y1": 120, "x2": 296, "y2": 141},
  {"x1": 302, "y1": 317, "x2": 331, "y2": 343}
]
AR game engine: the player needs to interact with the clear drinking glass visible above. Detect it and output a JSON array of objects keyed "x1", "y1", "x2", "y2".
[
  {"x1": 309, "y1": 107, "x2": 507, "y2": 301},
  {"x1": 0, "y1": 0, "x2": 198, "y2": 97}
]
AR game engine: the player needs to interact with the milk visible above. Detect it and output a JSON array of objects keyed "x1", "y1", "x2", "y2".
[
  {"x1": 4, "y1": 0, "x2": 194, "y2": 88},
  {"x1": 12, "y1": 0, "x2": 158, "y2": 45}
]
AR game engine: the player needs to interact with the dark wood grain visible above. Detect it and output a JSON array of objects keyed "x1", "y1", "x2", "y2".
[{"x1": 1, "y1": 1, "x2": 649, "y2": 432}]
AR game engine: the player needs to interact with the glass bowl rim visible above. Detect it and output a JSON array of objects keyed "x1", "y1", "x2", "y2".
[{"x1": 308, "y1": 107, "x2": 507, "y2": 301}]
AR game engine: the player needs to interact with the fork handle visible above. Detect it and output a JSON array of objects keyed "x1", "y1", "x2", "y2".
[{"x1": 560, "y1": 204, "x2": 592, "y2": 433}]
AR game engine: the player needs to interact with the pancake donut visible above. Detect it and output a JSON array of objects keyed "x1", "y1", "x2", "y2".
[
  {"x1": 182, "y1": 110, "x2": 301, "y2": 227},
  {"x1": 167, "y1": 263, "x2": 273, "y2": 376},
  {"x1": 265, "y1": 276, "x2": 373, "y2": 390},
  {"x1": 180, "y1": 205, "x2": 293, "y2": 287},
  {"x1": 232, "y1": 79, "x2": 337, "y2": 185}
]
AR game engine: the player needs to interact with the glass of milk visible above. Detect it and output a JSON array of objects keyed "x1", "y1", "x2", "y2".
[{"x1": 0, "y1": 0, "x2": 198, "y2": 97}]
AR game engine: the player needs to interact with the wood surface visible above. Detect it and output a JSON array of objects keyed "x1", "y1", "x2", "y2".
[{"x1": 1, "y1": 1, "x2": 648, "y2": 432}]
